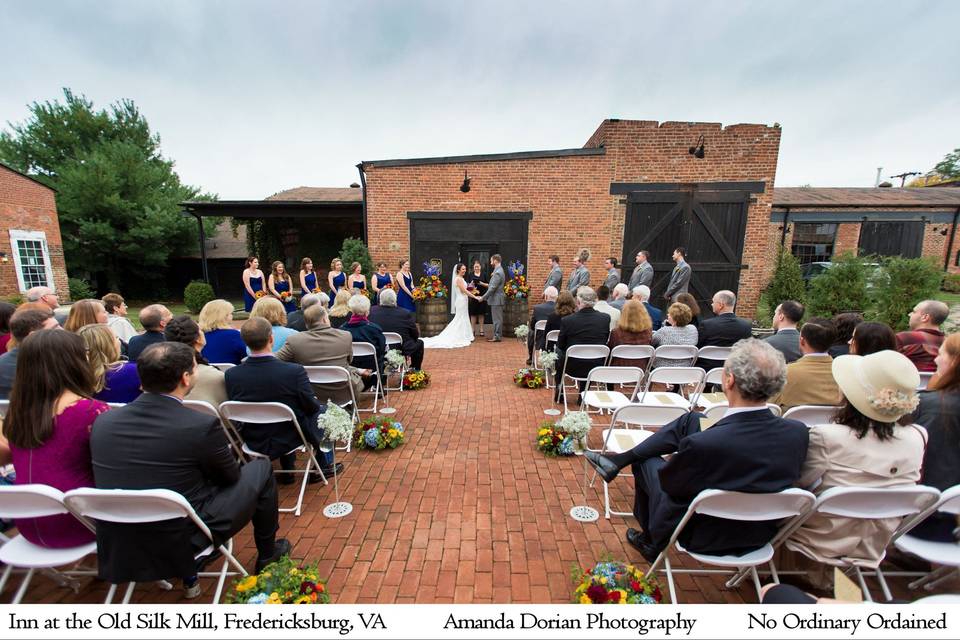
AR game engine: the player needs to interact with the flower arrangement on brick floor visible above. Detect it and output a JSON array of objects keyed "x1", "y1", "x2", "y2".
[
  {"x1": 514, "y1": 367, "x2": 545, "y2": 389},
  {"x1": 504, "y1": 260, "x2": 530, "y2": 299},
  {"x1": 412, "y1": 262, "x2": 448, "y2": 300},
  {"x1": 403, "y1": 369, "x2": 430, "y2": 390},
  {"x1": 536, "y1": 421, "x2": 577, "y2": 456},
  {"x1": 573, "y1": 560, "x2": 662, "y2": 604},
  {"x1": 354, "y1": 415, "x2": 405, "y2": 450},
  {"x1": 227, "y1": 555, "x2": 329, "y2": 604}
]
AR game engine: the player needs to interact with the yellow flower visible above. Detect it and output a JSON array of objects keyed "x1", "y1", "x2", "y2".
[
  {"x1": 579, "y1": 594, "x2": 592, "y2": 604},
  {"x1": 236, "y1": 575, "x2": 258, "y2": 592},
  {"x1": 289, "y1": 568, "x2": 299, "y2": 575},
  {"x1": 600, "y1": 577, "x2": 607, "y2": 584},
  {"x1": 617, "y1": 590, "x2": 628, "y2": 603},
  {"x1": 538, "y1": 428, "x2": 550, "y2": 436},
  {"x1": 388, "y1": 429, "x2": 398, "y2": 437},
  {"x1": 267, "y1": 592, "x2": 282, "y2": 604},
  {"x1": 294, "y1": 595, "x2": 313, "y2": 604}
]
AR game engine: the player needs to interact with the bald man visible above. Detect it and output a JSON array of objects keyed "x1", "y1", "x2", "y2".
[{"x1": 127, "y1": 304, "x2": 172, "y2": 361}]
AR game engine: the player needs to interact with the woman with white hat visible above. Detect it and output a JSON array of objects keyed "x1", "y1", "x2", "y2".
[{"x1": 781, "y1": 350, "x2": 928, "y2": 590}]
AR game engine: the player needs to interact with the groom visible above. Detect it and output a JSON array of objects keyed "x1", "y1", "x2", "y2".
[{"x1": 480, "y1": 254, "x2": 505, "y2": 342}]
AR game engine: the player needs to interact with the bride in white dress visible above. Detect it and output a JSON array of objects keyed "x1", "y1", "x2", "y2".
[{"x1": 422, "y1": 263, "x2": 480, "y2": 349}]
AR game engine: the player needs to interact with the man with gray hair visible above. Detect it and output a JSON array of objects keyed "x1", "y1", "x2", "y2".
[
  {"x1": 26, "y1": 285, "x2": 66, "y2": 325},
  {"x1": 525, "y1": 286, "x2": 558, "y2": 365},
  {"x1": 897, "y1": 299, "x2": 950, "y2": 372},
  {"x1": 341, "y1": 294, "x2": 387, "y2": 390},
  {"x1": 610, "y1": 283, "x2": 630, "y2": 310},
  {"x1": 585, "y1": 339, "x2": 808, "y2": 562},
  {"x1": 633, "y1": 284, "x2": 663, "y2": 330},
  {"x1": 696, "y1": 289, "x2": 753, "y2": 370},
  {"x1": 286, "y1": 292, "x2": 325, "y2": 331},
  {"x1": 370, "y1": 288, "x2": 424, "y2": 370},
  {"x1": 554, "y1": 286, "x2": 610, "y2": 402}
]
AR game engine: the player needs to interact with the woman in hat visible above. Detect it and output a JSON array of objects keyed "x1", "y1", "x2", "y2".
[{"x1": 780, "y1": 350, "x2": 927, "y2": 590}]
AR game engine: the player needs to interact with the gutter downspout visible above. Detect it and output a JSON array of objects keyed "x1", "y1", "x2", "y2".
[
  {"x1": 945, "y1": 205, "x2": 960, "y2": 272},
  {"x1": 779, "y1": 207, "x2": 790, "y2": 247},
  {"x1": 356, "y1": 163, "x2": 368, "y2": 245}
]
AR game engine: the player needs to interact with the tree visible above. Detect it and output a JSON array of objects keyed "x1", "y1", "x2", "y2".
[
  {"x1": 934, "y1": 147, "x2": 960, "y2": 180},
  {"x1": 0, "y1": 89, "x2": 216, "y2": 295},
  {"x1": 871, "y1": 257, "x2": 943, "y2": 331},
  {"x1": 806, "y1": 252, "x2": 871, "y2": 318},
  {"x1": 339, "y1": 237, "x2": 374, "y2": 279},
  {"x1": 764, "y1": 245, "x2": 806, "y2": 313}
]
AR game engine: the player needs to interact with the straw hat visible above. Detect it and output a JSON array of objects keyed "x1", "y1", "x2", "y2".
[{"x1": 832, "y1": 351, "x2": 920, "y2": 423}]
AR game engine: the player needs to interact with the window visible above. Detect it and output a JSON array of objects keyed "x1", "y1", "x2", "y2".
[
  {"x1": 791, "y1": 223, "x2": 837, "y2": 264},
  {"x1": 9, "y1": 229, "x2": 54, "y2": 292}
]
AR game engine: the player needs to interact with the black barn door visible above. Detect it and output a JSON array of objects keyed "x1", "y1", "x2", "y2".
[{"x1": 859, "y1": 221, "x2": 924, "y2": 258}]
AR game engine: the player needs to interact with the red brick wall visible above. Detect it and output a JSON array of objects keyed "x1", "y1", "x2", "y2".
[{"x1": 364, "y1": 119, "x2": 781, "y2": 318}]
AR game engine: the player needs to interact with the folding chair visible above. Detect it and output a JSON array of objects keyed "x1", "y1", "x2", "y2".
[
  {"x1": 607, "y1": 344, "x2": 655, "y2": 369},
  {"x1": 580, "y1": 366, "x2": 645, "y2": 420},
  {"x1": 558, "y1": 344, "x2": 610, "y2": 413},
  {"x1": 639, "y1": 366, "x2": 706, "y2": 410},
  {"x1": 694, "y1": 368, "x2": 727, "y2": 411},
  {"x1": 0, "y1": 399, "x2": 9, "y2": 418},
  {"x1": 892, "y1": 485, "x2": 960, "y2": 591},
  {"x1": 382, "y1": 332, "x2": 407, "y2": 392},
  {"x1": 218, "y1": 401, "x2": 327, "y2": 516},
  {"x1": 781, "y1": 485, "x2": 940, "y2": 601},
  {"x1": 543, "y1": 330, "x2": 560, "y2": 389},
  {"x1": 696, "y1": 345, "x2": 733, "y2": 365},
  {"x1": 594, "y1": 403, "x2": 688, "y2": 518},
  {"x1": 532, "y1": 320, "x2": 547, "y2": 367},
  {"x1": 183, "y1": 399, "x2": 246, "y2": 464},
  {"x1": 0, "y1": 485, "x2": 97, "y2": 603},
  {"x1": 303, "y1": 366, "x2": 357, "y2": 452},
  {"x1": 652, "y1": 344, "x2": 698, "y2": 368},
  {"x1": 781, "y1": 405, "x2": 841, "y2": 427},
  {"x1": 209, "y1": 363, "x2": 236, "y2": 372},
  {"x1": 702, "y1": 402, "x2": 782, "y2": 423},
  {"x1": 64, "y1": 487, "x2": 248, "y2": 604},
  {"x1": 352, "y1": 341, "x2": 384, "y2": 413},
  {"x1": 645, "y1": 488, "x2": 817, "y2": 603},
  {"x1": 917, "y1": 372, "x2": 934, "y2": 391}
]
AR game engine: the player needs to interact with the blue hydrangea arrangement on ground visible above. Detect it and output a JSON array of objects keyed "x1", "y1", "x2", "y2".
[{"x1": 354, "y1": 415, "x2": 405, "y2": 450}]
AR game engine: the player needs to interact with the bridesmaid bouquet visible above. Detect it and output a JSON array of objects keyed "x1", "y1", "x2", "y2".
[
  {"x1": 279, "y1": 291, "x2": 292, "y2": 302},
  {"x1": 255, "y1": 291, "x2": 267, "y2": 299}
]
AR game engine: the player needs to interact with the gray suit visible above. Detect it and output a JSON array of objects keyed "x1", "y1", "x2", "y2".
[
  {"x1": 481, "y1": 264, "x2": 506, "y2": 339},
  {"x1": 603, "y1": 268, "x2": 621, "y2": 290},
  {"x1": 276, "y1": 326, "x2": 364, "y2": 405},
  {"x1": 664, "y1": 260, "x2": 691, "y2": 302},
  {"x1": 764, "y1": 328, "x2": 802, "y2": 363},
  {"x1": 629, "y1": 262, "x2": 654, "y2": 290},
  {"x1": 544, "y1": 266, "x2": 562, "y2": 291},
  {"x1": 567, "y1": 266, "x2": 590, "y2": 293}
]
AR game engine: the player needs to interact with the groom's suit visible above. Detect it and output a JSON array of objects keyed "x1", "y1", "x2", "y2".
[{"x1": 481, "y1": 264, "x2": 506, "y2": 340}]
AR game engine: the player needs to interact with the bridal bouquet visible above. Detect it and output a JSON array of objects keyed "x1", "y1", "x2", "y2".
[
  {"x1": 354, "y1": 416, "x2": 405, "y2": 450},
  {"x1": 412, "y1": 262, "x2": 449, "y2": 300},
  {"x1": 504, "y1": 260, "x2": 529, "y2": 300},
  {"x1": 384, "y1": 349, "x2": 406, "y2": 373},
  {"x1": 514, "y1": 367, "x2": 545, "y2": 389},
  {"x1": 573, "y1": 560, "x2": 662, "y2": 604},
  {"x1": 227, "y1": 555, "x2": 329, "y2": 604}
]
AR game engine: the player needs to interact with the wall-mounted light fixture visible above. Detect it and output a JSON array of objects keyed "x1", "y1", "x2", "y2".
[
  {"x1": 460, "y1": 170, "x2": 471, "y2": 193},
  {"x1": 0, "y1": 252, "x2": 7, "y2": 264},
  {"x1": 688, "y1": 135, "x2": 705, "y2": 159}
]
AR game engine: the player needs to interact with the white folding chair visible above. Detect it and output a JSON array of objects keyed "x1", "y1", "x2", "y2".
[
  {"x1": 580, "y1": 367, "x2": 645, "y2": 419},
  {"x1": 531, "y1": 320, "x2": 547, "y2": 367},
  {"x1": 303, "y1": 365, "x2": 357, "y2": 453},
  {"x1": 218, "y1": 401, "x2": 326, "y2": 516},
  {"x1": 209, "y1": 363, "x2": 235, "y2": 372},
  {"x1": 781, "y1": 485, "x2": 940, "y2": 601},
  {"x1": 382, "y1": 332, "x2": 407, "y2": 392},
  {"x1": 701, "y1": 402, "x2": 782, "y2": 422},
  {"x1": 646, "y1": 488, "x2": 817, "y2": 603},
  {"x1": 0, "y1": 485, "x2": 97, "y2": 603},
  {"x1": 696, "y1": 345, "x2": 733, "y2": 365},
  {"x1": 607, "y1": 344, "x2": 655, "y2": 369},
  {"x1": 639, "y1": 366, "x2": 706, "y2": 410},
  {"x1": 183, "y1": 399, "x2": 246, "y2": 464},
  {"x1": 558, "y1": 344, "x2": 610, "y2": 413},
  {"x1": 0, "y1": 399, "x2": 7, "y2": 418},
  {"x1": 652, "y1": 344, "x2": 698, "y2": 368},
  {"x1": 352, "y1": 341, "x2": 384, "y2": 413},
  {"x1": 543, "y1": 330, "x2": 560, "y2": 389},
  {"x1": 595, "y1": 403, "x2": 688, "y2": 518},
  {"x1": 917, "y1": 372, "x2": 934, "y2": 391},
  {"x1": 105, "y1": 402, "x2": 126, "y2": 409},
  {"x1": 782, "y1": 405, "x2": 841, "y2": 427},
  {"x1": 893, "y1": 485, "x2": 960, "y2": 591},
  {"x1": 64, "y1": 487, "x2": 248, "y2": 604}
]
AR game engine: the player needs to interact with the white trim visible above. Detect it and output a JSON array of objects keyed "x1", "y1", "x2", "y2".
[{"x1": 8, "y1": 229, "x2": 55, "y2": 292}]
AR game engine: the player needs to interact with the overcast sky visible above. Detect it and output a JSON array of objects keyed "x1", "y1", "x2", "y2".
[{"x1": 2, "y1": 0, "x2": 957, "y2": 198}]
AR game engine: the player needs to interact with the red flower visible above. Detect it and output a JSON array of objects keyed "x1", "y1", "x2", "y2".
[
  {"x1": 300, "y1": 580, "x2": 317, "y2": 594},
  {"x1": 607, "y1": 590, "x2": 622, "y2": 603},
  {"x1": 585, "y1": 584, "x2": 609, "y2": 604},
  {"x1": 630, "y1": 580, "x2": 641, "y2": 592}
]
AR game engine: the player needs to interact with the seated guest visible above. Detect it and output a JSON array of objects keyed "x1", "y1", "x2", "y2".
[
  {"x1": 828, "y1": 312, "x2": 862, "y2": 358},
  {"x1": 585, "y1": 340, "x2": 808, "y2": 561},
  {"x1": 676, "y1": 293, "x2": 701, "y2": 330},
  {"x1": 554, "y1": 287, "x2": 610, "y2": 402},
  {"x1": 850, "y1": 321, "x2": 897, "y2": 356},
  {"x1": 771, "y1": 317, "x2": 839, "y2": 411},
  {"x1": 328, "y1": 290, "x2": 352, "y2": 329},
  {"x1": 4, "y1": 329, "x2": 106, "y2": 548},
  {"x1": 225, "y1": 318, "x2": 338, "y2": 479},
  {"x1": 524, "y1": 286, "x2": 557, "y2": 365},
  {"x1": 764, "y1": 300, "x2": 804, "y2": 363},
  {"x1": 594, "y1": 285, "x2": 621, "y2": 331},
  {"x1": 0, "y1": 301, "x2": 15, "y2": 353},
  {"x1": 277, "y1": 304, "x2": 366, "y2": 406},
  {"x1": 341, "y1": 295, "x2": 386, "y2": 389},
  {"x1": 198, "y1": 299, "x2": 245, "y2": 365},
  {"x1": 695, "y1": 290, "x2": 752, "y2": 370},
  {"x1": 650, "y1": 302, "x2": 698, "y2": 368},
  {"x1": 287, "y1": 292, "x2": 327, "y2": 332},
  {"x1": 544, "y1": 290, "x2": 577, "y2": 346},
  {"x1": 0, "y1": 307, "x2": 60, "y2": 399},
  {"x1": 102, "y1": 293, "x2": 137, "y2": 344},
  {"x1": 632, "y1": 285, "x2": 663, "y2": 331},
  {"x1": 782, "y1": 350, "x2": 925, "y2": 589},
  {"x1": 911, "y1": 334, "x2": 960, "y2": 542},
  {"x1": 608, "y1": 299, "x2": 653, "y2": 368},
  {"x1": 92, "y1": 341, "x2": 290, "y2": 581},
  {"x1": 79, "y1": 324, "x2": 141, "y2": 404},
  {"x1": 164, "y1": 315, "x2": 227, "y2": 408},
  {"x1": 127, "y1": 304, "x2": 171, "y2": 361},
  {"x1": 896, "y1": 299, "x2": 949, "y2": 372},
  {"x1": 609, "y1": 283, "x2": 630, "y2": 311},
  {"x1": 369, "y1": 288, "x2": 424, "y2": 371},
  {"x1": 64, "y1": 299, "x2": 109, "y2": 333},
  {"x1": 25, "y1": 285, "x2": 66, "y2": 326},
  {"x1": 249, "y1": 296, "x2": 297, "y2": 352}
]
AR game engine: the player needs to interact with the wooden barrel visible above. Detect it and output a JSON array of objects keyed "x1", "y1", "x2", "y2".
[
  {"x1": 417, "y1": 298, "x2": 450, "y2": 337},
  {"x1": 502, "y1": 298, "x2": 529, "y2": 338}
]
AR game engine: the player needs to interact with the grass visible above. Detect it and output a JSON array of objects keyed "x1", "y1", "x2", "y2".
[
  {"x1": 124, "y1": 299, "x2": 245, "y2": 330},
  {"x1": 934, "y1": 290, "x2": 960, "y2": 308}
]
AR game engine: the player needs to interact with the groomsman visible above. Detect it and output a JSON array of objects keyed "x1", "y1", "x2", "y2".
[
  {"x1": 544, "y1": 255, "x2": 563, "y2": 291},
  {"x1": 567, "y1": 249, "x2": 591, "y2": 293},
  {"x1": 603, "y1": 258, "x2": 621, "y2": 290},
  {"x1": 663, "y1": 247, "x2": 691, "y2": 304},
  {"x1": 628, "y1": 250, "x2": 654, "y2": 290}
]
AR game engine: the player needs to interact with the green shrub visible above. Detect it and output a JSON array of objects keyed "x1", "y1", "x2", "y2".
[
  {"x1": 4, "y1": 293, "x2": 24, "y2": 305},
  {"x1": 339, "y1": 237, "x2": 375, "y2": 278},
  {"x1": 764, "y1": 245, "x2": 806, "y2": 313},
  {"x1": 943, "y1": 273, "x2": 960, "y2": 293},
  {"x1": 872, "y1": 257, "x2": 943, "y2": 331},
  {"x1": 68, "y1": 277, "x2": 95, "y2": 301},
  {"x1": 183, "y1": 280, "x2": 215, "y2": 314},
  {"x1": 806, "y1": 252, "x2": 871, "y2": 317}
]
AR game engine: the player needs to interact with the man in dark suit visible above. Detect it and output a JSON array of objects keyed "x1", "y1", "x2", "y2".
[
  {"x1": 127, "y1": 304, "x2": 172, "y2": 361},
  {"x1": 286, "y1": 292, "x2": 326, "y2": 332},
  {"x1": 91, "y1": 341, "x2": 289, "y2": 581},
  {"x1": 554, "y1": 287, "x2": 610, "y2": 402},
  {"x1": 369, "y1": 288, "x2": 424, "y2": 370},
  {"x1": 585, "y1": 339, "x2": 809, "y2": 561},
  {"x1": 695, "y1": 290, "x2": 753, "y2": 370},
  {"x1": 525, "y1": 286, "x2": 557, "y2": 365},
  {"x1": 0, "y1": 307, "x2": 60, "y2": 399},
  {"x1": 225, "y1": 317, "x2": 339, "y2": 479}
]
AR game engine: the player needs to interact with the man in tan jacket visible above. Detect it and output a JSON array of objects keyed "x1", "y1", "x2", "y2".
[{"x1": 771, "y1": 318, "x2": 839, "y2": 412}]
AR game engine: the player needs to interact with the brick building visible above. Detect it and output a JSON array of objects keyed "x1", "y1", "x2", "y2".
[{"x1": 0, "y1": 162, "x2": 69, "y2": 301}]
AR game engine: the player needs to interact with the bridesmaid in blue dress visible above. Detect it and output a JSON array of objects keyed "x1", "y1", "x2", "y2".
[
  {"x1": 299, "y1": 257, "x2": 319, "y2": 297},
  {"x1": 268, "y1": 261, "x2": 297, "y2": 314},
  {"x1": 371, "y1": 262, "x2": 393, "y2": 305},
  {"x1": 347, "y1": 262, "x2": 367, "y2": 297},
  {"x1": 327, "y1": 258, "x2": 346, "y2": 307},
  {"x1": 396, "y1": 259, "x2": 416, "y2": 313},
  {"x1": 242, "y1": 256, "x2": 265, "y2": 312}
]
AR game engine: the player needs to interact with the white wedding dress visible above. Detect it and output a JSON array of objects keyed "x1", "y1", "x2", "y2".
[{"x1": 422, "y1": 273, "x2": 475, "y2": 349}]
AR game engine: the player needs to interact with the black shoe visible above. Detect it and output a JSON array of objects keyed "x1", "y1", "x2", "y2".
[
  {"x1": 195, "y1": 548, "x2": 223, "y2": 572},
  {"x1": 255, "y1": 538, "x2": 292, "y2": 573},
  {"x1": 318, "y1": 462, "x2": 343, "y2": 478},
  {"x1": 584, "y1": 451, "x2": 620, "y2": 484},
  {"x1": 626, "y1": 528, "x2": 659, "y2": 564},
  {"x1": 486, "y1": 338, "x2": 501, "y2": 342},
  {"x1": 526, "y1": 358, "x2": 533, "y2": 366}
]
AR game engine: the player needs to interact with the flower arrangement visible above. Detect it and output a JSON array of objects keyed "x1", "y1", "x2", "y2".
[
  {"x1": 573, "y1": 560, "x2": 662, "y2": 604},
  {"x1": 279, "y1": 291, "x2": 292, "y2": 302},
  {"x1": 255, "y1": 290, "x2": 267, "y2": 299},
  {"x1": 538, "y1": 350, "x2": 559, "y2": 373},
  {"x1": 515, "y1": 368, "x2": 546, "y2": 389},
  {"x1": 536, "y1": 421, "x2": 577, "y2": 456},
  {"x1": 557, "y1": 411, "x2": 591, "y2": 441},
  {"x1": 227, "y1": 555, "x2": 329, "y2": 604},
  {"x1": 384, "y1": 349, "x2": 406, "y2": 373},
  {"x1": 504, "y1": 260, "x2": 530, "y2": 300},
  {"x1": 514, "y1": 324, "x2": 529, "y2": 339},
  {"x1": 354, "y1": 415, "x2": 405, "y2": 450},
  {"x1": 403, "y1": 370, "x2": 430, "y2": 390},
  {"x1": 868, "y1": 387, "x2": 919, "y2": 418},
  {"x1": 412, "y1": 262, "x2": 449, "y2": 300},
  {"x1": 317, "y1": 401, "x2": 355, "y2": 444},
  {"x1": 311, "y1": 287, "x2": 323, "y2": 294}
]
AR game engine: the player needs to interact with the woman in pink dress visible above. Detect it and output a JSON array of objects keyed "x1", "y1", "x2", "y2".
[{"x1": 3, "y1": 329, "x2": 108, "y2": 548}]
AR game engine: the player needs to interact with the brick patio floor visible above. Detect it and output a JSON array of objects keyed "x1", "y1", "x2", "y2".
[{"x1": 5, "y1": 338, "x2": 951, "y2": 604}]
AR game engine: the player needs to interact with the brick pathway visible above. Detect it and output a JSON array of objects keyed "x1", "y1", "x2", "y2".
[{"x1": 6, "y1": 338, "x2": 948, "y2": 603}]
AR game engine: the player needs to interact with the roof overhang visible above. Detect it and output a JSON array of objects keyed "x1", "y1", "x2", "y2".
[{"x1": 180, "y1": 200, "x2": 362, "y2": 219}]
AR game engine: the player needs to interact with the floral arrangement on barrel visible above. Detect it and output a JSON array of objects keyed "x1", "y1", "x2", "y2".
[
  {"x1": 504, "y1": 260, "x2": 530, "y2": 299},
  {"x1": 514, "y1": 368, "x2": 546, "y2": 389},
  {"x1": 536, "y1": 411, "x2": 591, "y2": 456},
  {"x1": 403, "y1": 369, "x2": 430, "y2": 390},
  {"x1": 573, "y1": 560, "x2": 662, "y2": 604},
  {"x1": 412, "y1": 262, "x2": 449, "y2": 301},
  {"x1": 354, "y1": 415, "x2": 405, "y2": 450},
  {"x1": 227, "y1": 556, "x2": 329, "y2": 604}
]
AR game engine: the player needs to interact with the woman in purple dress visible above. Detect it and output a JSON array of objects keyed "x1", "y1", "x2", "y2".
[
  {"x1": 4, "y1": 329, "x2": 107, "y2": 548},
  {"x1": 79, "y1": 324, "x2": 141, "y2": 403}
]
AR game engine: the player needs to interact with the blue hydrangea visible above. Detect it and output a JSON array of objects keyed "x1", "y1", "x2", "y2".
[
  {"x1": 591, "y1": 562, "x2": 623, "y2": 583},
  {"x1": 558, "y1": 436, "x2": 575, "y2": 456},
  {"x1": 638, "y1": 594, "x2": 656, "y2": 604},
  {"x1": 248, "y1": 593, "x2": 268, "y2": 604},
  {"x1": 393, "y1": 422, "x2": 403, "y2": 432},
  {"x1": 364, "y1": 428, "x2": 380, "y2": 448}
]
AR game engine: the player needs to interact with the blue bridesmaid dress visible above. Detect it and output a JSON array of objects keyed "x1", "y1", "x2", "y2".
[
  {"x1": 397, "y1": 272, "x2": 416, "y2": 313},
  {"x1": 329, "y1": 272, "x2": 346, "y2": 306},
  {"x1": 302, "y1": 271, "x2": 318, "y2": 296},
  {"x1": 244, "y1": 274, "x2": 264, "y2": 312},
  {"x1": 374, "y1": 273, "x2": 392, "y2": 304},
  {"x1": 275, "y1": 279, "x2": 297, "y2": 313}
]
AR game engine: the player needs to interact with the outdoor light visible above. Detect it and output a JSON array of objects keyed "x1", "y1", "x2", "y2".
[
  {"x1": 0, "y1": 252, "x2": 6, "y2": 264},
  {"x1": 688, "y1": 135, "x2": 705, "y2": 159},
  {"x1": 460, "y1": 170, "x2": 471, "y2": 193}
]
